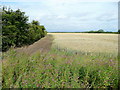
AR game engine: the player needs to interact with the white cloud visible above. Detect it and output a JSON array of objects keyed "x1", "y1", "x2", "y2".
[
  {"x1": 1, "y1": 1, "x2": 118, "y2": 32},
  {"x1": 57, "y1": 15, "x2": 67, "y2": 19},
  {"x1": 1, "y1": 0, "x2": 120, "y2": 2}
]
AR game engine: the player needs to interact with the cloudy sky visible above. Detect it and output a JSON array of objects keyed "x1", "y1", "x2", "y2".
[{"x1": 1, "y1": 0, "x2": 119, "y2": 32}]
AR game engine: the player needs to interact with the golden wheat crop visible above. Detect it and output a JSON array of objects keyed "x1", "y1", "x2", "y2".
[{"x1": 49, "y1": 33, "x2": 118, "y2": 54}]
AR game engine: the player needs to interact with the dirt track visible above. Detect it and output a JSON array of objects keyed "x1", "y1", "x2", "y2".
[{"x1": 16, "y1": 34, "x2": 53, "y2": 55}]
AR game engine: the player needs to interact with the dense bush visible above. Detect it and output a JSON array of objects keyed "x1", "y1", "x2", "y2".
[{"x1": 2, "y1": 7, "x2": 47, "y2": 51}]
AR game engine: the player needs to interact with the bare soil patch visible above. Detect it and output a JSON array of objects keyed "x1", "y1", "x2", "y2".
[{"x1": 16, "y1": 34, "x2": 53, "y2": 55}]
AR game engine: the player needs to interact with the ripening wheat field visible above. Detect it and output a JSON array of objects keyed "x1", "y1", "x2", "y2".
[{"x1": 49, "y1": 33, "x2": 118, "y2": 55}]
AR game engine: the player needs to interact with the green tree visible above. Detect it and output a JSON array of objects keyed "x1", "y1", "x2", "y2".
[
  {"x1": 2, "y1": 8, "x2": 29, "y2": 51},
  {"x1": 97, "y1": 29, "x2": 104, "y2": 33},
  {"x1": 31, "y1": 20, "x2": 40, "y2": 25},
  {"x1": 2, "y1": 7, "x2": 47, "y2": 51},
  {"x1": 28, "y1": 21, "x2": 47, "y2": 42}
]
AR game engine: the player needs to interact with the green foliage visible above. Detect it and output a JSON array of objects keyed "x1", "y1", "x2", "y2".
[
  {"x1": 86, "y1": 29, "x2": 105, "y2": 33},
  {"x1": 31, "y1": 20, "x2": 40, "y2": 25},
  {"x1": 49, "y1": 29, "x2": 118, "y2": 34},
  {"x1": 97, "y1": 29, "x2": 104, "y2": 33},
  {"x1": 28, "y1": 21, "x2": 47, "y2": 43},
  {"x1": 2, "y1": 7, "x2": 47, "y2": 51},
  {"x1": 118, "y1": 29, "x2": 120, "y2": 34},
  {"x1": 2, "y1": 48, "x2": 118, "y2": 88},
  {"x1": 85, "y1": 29, "x2": 118, "y2": 34}
]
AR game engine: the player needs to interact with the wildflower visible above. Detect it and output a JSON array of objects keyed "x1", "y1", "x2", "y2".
[
  {"x1": 109, "y1": 59, "x2": 113, "y2": 62},
  {"x1": 36, "y1": 84, "x2": 40, "y2": 87}
]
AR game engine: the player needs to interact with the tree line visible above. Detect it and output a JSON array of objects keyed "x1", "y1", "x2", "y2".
[
  {"x1": 49, "y1": 29, "x2": 119, "y2": 34},
  {"x1": 85, "y1": 29, "x2": 119, "y2": 34},
  {"x1": 2, "y1": 7, "x2": 47, "y2": 51}
]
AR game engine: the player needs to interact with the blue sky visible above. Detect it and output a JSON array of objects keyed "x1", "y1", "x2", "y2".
[{"x1": 1, "y1": 0, "x2": 119, "y2": 32}]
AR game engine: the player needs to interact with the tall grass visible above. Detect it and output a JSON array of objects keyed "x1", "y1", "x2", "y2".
[{"x1": 2, "y1": 47, "x2": 118, "y2": 88}]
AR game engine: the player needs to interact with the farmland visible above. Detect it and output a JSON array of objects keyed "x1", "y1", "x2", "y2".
[
  {"x1": 2, "y1": 33, "x2": 118, "y2": 88},
  {"x1": 50, "y1": 33, "x2": 118, "y2": 55},
  {"x1": 2, "y1": 1, "x2": 119, "y2": 89}
]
